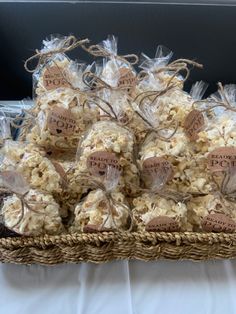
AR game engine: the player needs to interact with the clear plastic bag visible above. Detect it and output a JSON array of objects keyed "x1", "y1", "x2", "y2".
[
  {"x1": 73, "y1": 120, "x2": 139, "y2": 196},
  {"x1": 27, "y1": 61, "x2": 100, "y2": 153},
  {"x1": 0, "y1": 111, "x2": 12, "y2": 147},
  {"x1": 0, "y1": 100, "x2": 36, "y2": 144},
  {"x1": 133, "y1": 81, "x2": 213, "y2": 195},
  {"x1": 140, "y1": 45, "x2": 173, "y2": 72},
  {"x1": 24, "y1": 34, "x2": 89, "y2": 98},
  {"x1": 0, "y1": 171, "x2": 64, "y2": 236},
  {"x1": 191, "y1": 84, "x2": 236, "y2": 152},
  {"x1": 70, "y1": 167, "x2": 132, "y2": 233},
  {"x1": 0, "y1": 99, "x2": 37, "y2": 142},
  {"x1": 0, "y1": 141, "x2": 65, "y2": 194},
  {"x1": 27, "y1": 93, "x2": 99, "y2": 152},
  {"x1": 51, "y1": 160, "x2": 81, "y2": 219},
  {"x1": 85, "y1": 35, "x2": 138, "y2": 94},
  {"x1": 34, "y1": 61, "x2": 95, "y2": 109},
  {"x1": 187, "y1": 193, "x2": 236, "y2": 233},
  {"x1": 33, "y1": 55, "x2": 73, "y2": 98},
  {"x1": 131, "y1": 81, "x2": 186, "y2": 144},
  {"x1": 181, "y1": 84, "x2": 236, "y2": 195},
  {"x1": 132, "y1": 161, "x2": 191, "y2": 232},
  {"x1": 138, "y1": 45, "x2": 202, "y2": 92},
  {"x1": 138, "y1": 45, "x2": 176, "y2": 91},
  {"x1": 89, "y1": 88, "x2": 150, "y2": 144},
  {"x1": 31, "y1": 35, "x2": 75, "y2": 97},
  {"x1": 134, "y1": 81, "x2": 208, "y2": 138},
  {"x1": 186, "y1": 85, "x2": 236, "y2": 232},
  {"x1": 134, "y1": 82, "x2": 212, "y2": 194},
  {"x1": 133, "y1": 193, "x2": 191, "y2": 232},
  {"x1": 133, "y1": 95, "x2": 188, "y2": 191}
]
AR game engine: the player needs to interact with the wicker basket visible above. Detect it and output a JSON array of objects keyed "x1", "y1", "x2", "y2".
[{"x1": 0, "y1": 231, "x2": 236, "y2": 265}]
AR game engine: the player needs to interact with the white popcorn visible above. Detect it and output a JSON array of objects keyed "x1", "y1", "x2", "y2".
[
  {"x1": 138, "y1": 71, "x2": 183, "y2": 93},
  {"x1": 139, "y1": 129, "x2": 190, "y2": 162},
  {"x1": 34, "y1": 57, "x2": 72, "y2": 97},
  {"x1": 133, "y1": 193, "x2": 192, "y2": 231},
  {"x1": 170, "y1": 155, "x2": 213, "y2": 194},
  {"x1": 28, "y1": 91, "x2": 99, "y2": 151},
  {"x1": 52, "y1": 160, "x2": 82, "y2": 219},
  {"x1": 195, "y1": 114, "x2": 236, "y2": 154},
  {"x1": 187, "y1": 194, "x2": 236, "y2": 232},
  {"x1": 0, "y1": 141, "x2": 62, "y2": 194},
  {"x1": 74, "y1": 121, "x2": 140, "y2": 196},
  {"x1": 2, "y1": 189, "x2": 64, "y2": 236},
  {"x1": 70, "y1": 189, "x2": 130, "y2": 232}
]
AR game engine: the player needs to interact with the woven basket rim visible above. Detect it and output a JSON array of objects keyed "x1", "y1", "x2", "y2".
[
  {"x1": 1, "y1": 231, "x2": 236, "y2": 264},
  {"x1": 1, "y1": 231, "x2": 236, "y2": 250}
]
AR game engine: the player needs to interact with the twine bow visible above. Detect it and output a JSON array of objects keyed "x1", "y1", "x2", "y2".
[
  {"x1": 0, "y1": 189, "x2": 53, "y2": 230},
  {"x1": 152, "y1": 59, "x2": 203, "y2": 84},
  {"x1": 42, "y1": 61, "x2": 90, "y2": 96},
  {"x1": 192, "y1": 82, "x2": 236, "y2": 114},
  {"x1": 82, "y1": 71, "x2": 137, "y2": 93},
  {"x1": 133, "y1": 74, "x2": 180, "y2": 108},
  {"x1": 133, "y1": 85, "x2": 179, "y2": 143},
  {"x1": 127, "y1": 181, "x2": 191, "y2": 203},
  {"x1": 24, "y1": 36, "x2": 90, "y2": 73},
  {"x1": 211, "y1": 167, "x2": 236, "y2": 203},
  {"x1": 80, "y1": 42, "x2": 139, "y2": 65},
  {"x1": 75, "y1": 170, "x2": 133, "y2": 231},
  {"x1": 0, "y1": 171, "x2": 54, "y2": 230},
  {"x1": 83, "y1": 93, "x2": 134, "y2": 127}
]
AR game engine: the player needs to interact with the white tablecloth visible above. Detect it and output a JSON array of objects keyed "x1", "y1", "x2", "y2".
[{"x1": 1, "y1": 260, "x2": 236, "y2": 314}]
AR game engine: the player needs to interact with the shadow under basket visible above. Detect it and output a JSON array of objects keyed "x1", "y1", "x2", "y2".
[{"x1": 0, "y1": 231, "x2": 236, "y2": 265}]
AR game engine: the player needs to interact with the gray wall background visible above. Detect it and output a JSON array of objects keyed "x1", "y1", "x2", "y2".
[{"x1": 0, "y1": 1, "x2": 236, "y2": 99}]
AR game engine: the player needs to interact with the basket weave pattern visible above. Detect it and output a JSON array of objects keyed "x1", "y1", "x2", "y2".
[{"x1": 0, "y1": 231, "x2": 236, "y2": 265}]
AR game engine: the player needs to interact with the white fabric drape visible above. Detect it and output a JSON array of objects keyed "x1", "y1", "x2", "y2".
[{"x1": 1, "y1": 260, "x2": 236, "y2": 314}]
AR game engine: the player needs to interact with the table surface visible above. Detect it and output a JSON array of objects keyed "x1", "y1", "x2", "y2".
[{"x1": 1, "y1": 259, "x2": 236, "y2": 314}]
